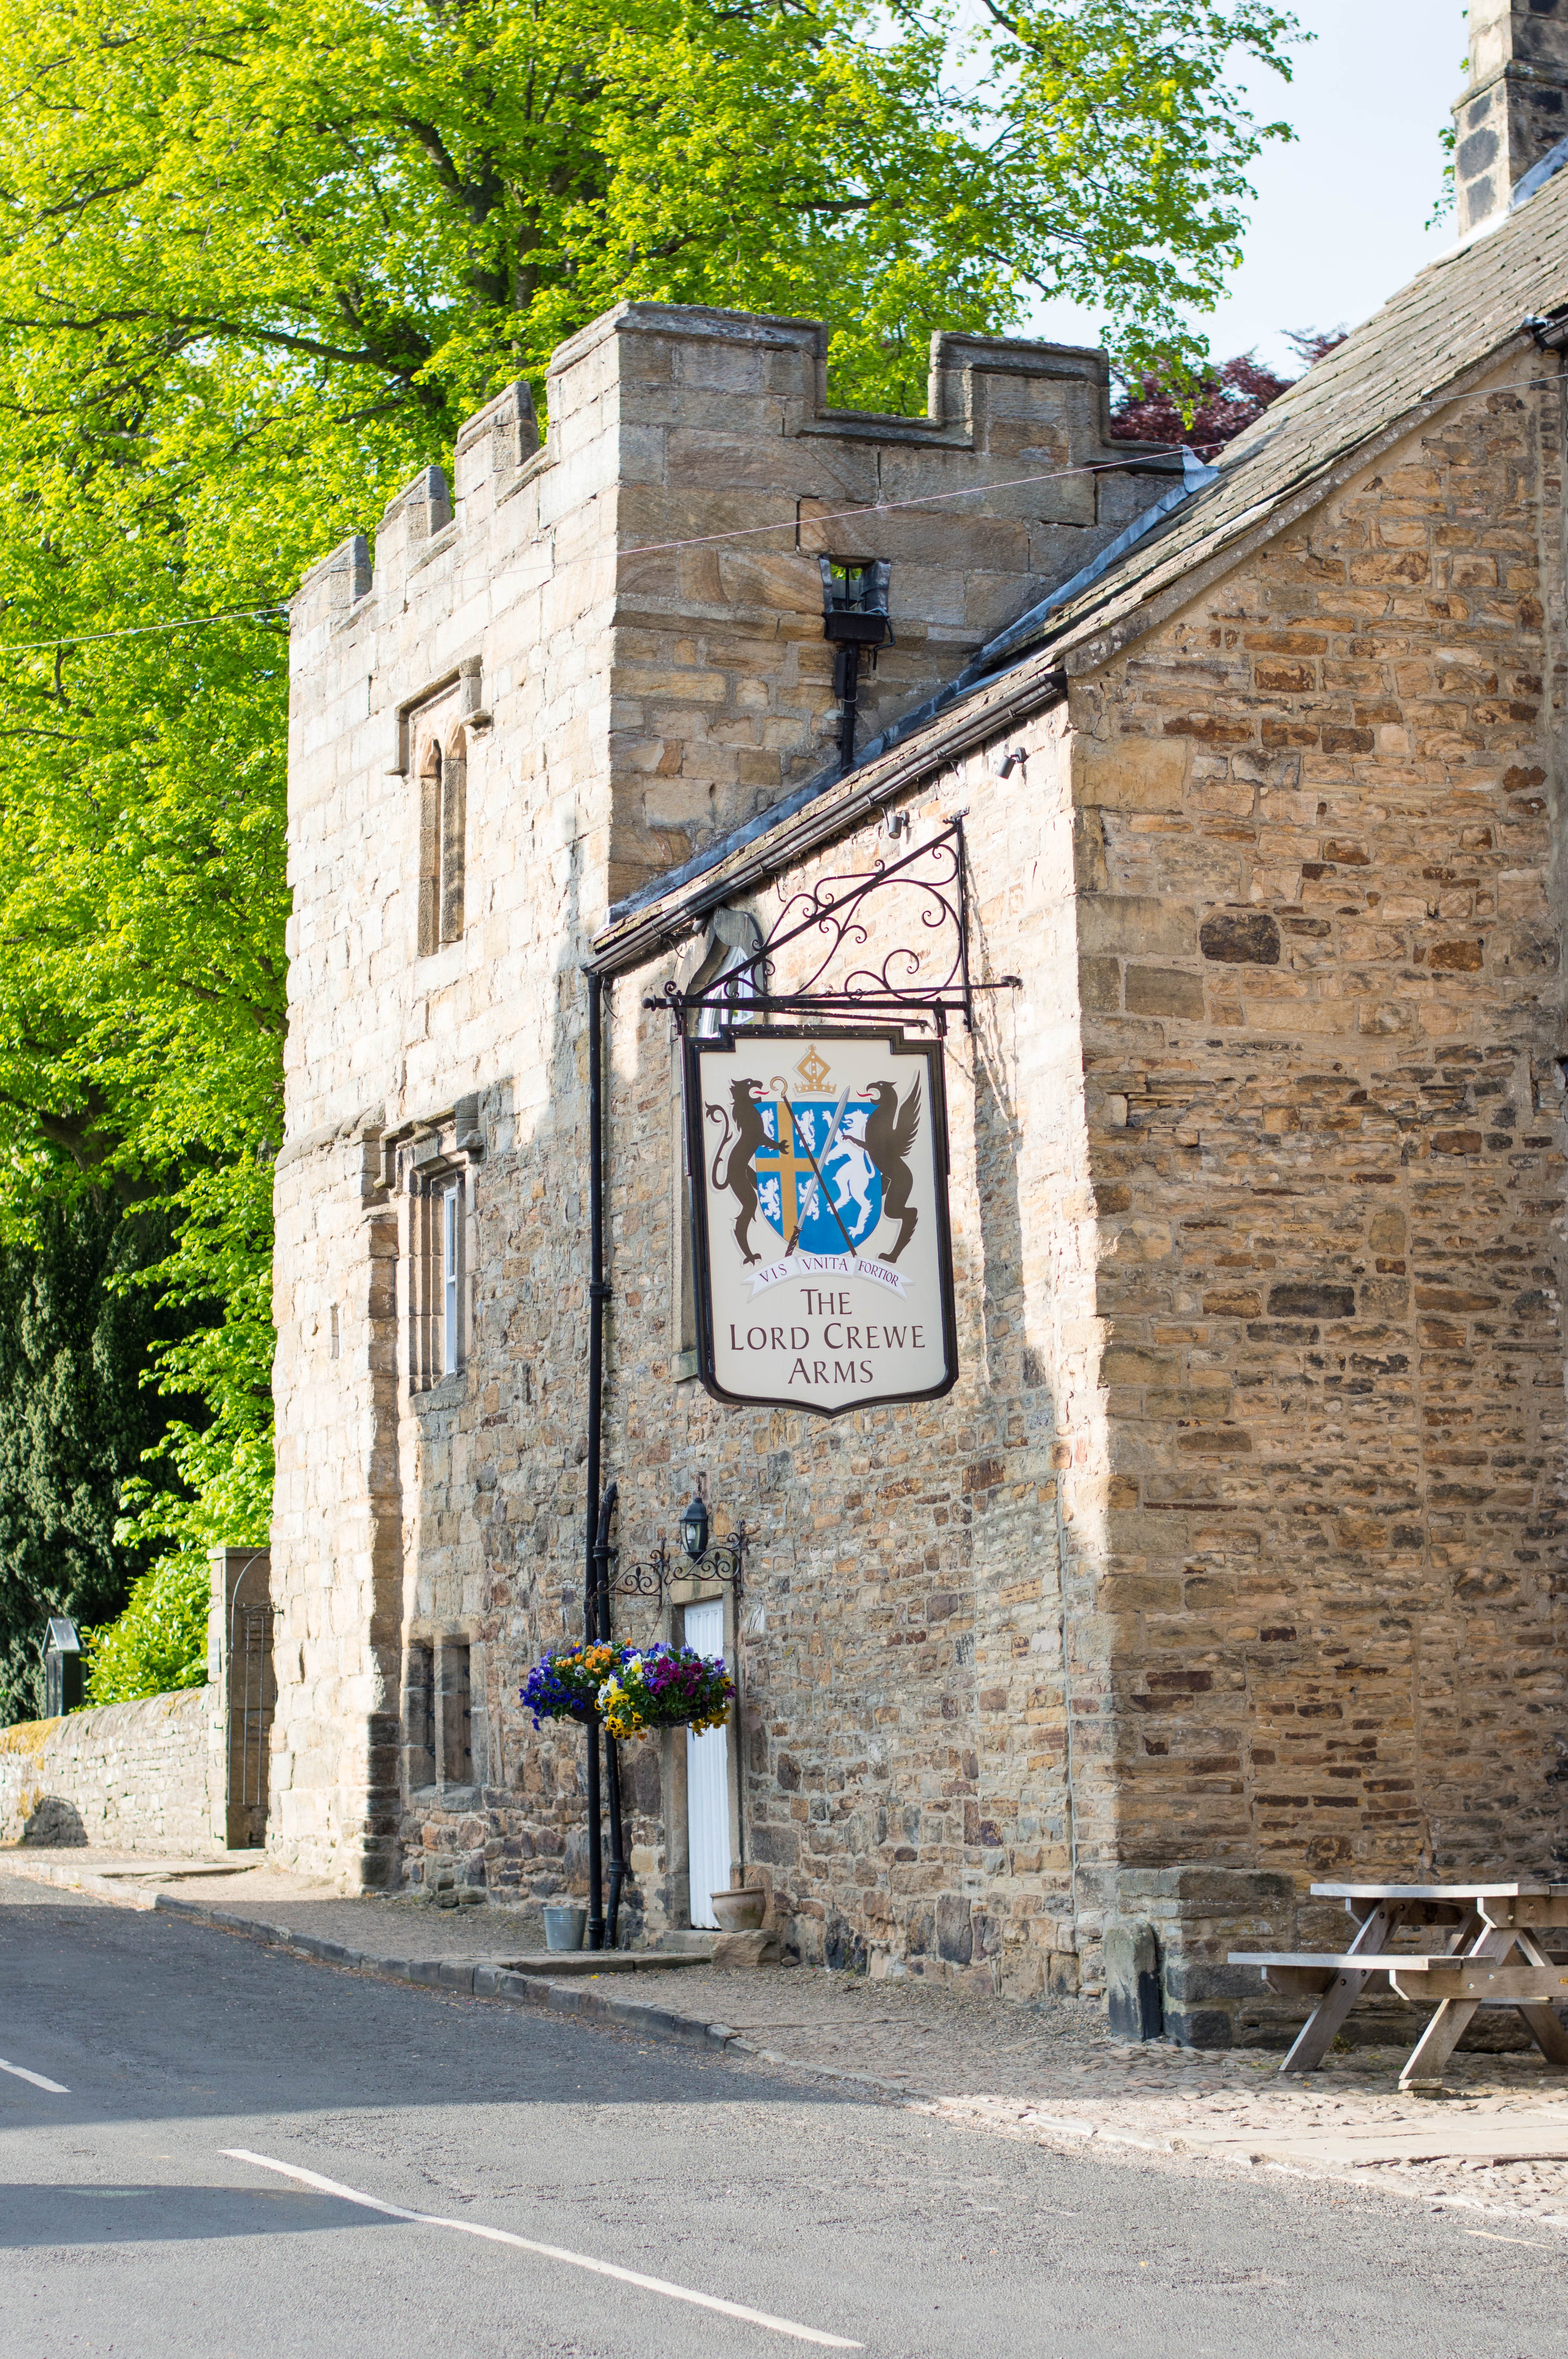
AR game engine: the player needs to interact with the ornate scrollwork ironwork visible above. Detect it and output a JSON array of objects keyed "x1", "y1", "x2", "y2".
[
  {"x1": 646, "y1": 814, "x2": 1018, "y2": 1036},
  {"x1": 614, "y1": 1525, "x2": 750, "y2": 1608},
  {"x1": 765, "y1": 824, "x2": 965, "y2": 1003}
]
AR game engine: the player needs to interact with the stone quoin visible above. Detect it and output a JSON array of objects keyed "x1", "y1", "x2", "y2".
[{"x1": 271, "y1": 11, "x2": 1568, "y2": 2039}]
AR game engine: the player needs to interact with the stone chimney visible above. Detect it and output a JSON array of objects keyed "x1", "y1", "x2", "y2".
[{"x1": 1453, "y1": 0, "x2": 1568, "y2": 235}]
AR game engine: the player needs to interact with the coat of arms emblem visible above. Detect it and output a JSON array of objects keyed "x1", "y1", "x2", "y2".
[{"x1": 684, "y1": 1027, "x2": 956, "y2": 1416}]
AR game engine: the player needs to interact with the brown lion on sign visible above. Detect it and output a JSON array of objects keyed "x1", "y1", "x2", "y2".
[{"x1": 706, "y1": 1078, "x2": 771, "y2": 1264}]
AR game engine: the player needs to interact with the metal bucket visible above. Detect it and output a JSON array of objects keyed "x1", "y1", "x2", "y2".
[{"x1": 543, "y1": 1903, "x2": 588, "y2": 1952}]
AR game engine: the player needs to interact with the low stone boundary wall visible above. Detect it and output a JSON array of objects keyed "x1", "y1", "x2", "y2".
[{"x1": 0, "y1": 1689, "x2": 217, "y2": 1854}]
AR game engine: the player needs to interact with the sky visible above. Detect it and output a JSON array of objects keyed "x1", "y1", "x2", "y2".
[{"x1": 1028, "y1": 0, "x2": 1469, "y2": 378}]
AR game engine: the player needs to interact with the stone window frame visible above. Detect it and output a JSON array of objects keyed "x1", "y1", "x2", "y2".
[
  {"x1": 403, "y1": 1623, "x2": 480, "y2": 1797},
  {"x1": 382, "y1": 1098, "x2": 484, "y2": 1396},
  {"x1": 407, "y1": 1155, "x2": 468, "y2": 1389},
  {"x1": 415, "y1": 719, "x2": 468, "y2": 956},
  {"x1": 440, "y1": 1180, "x2": 461, "y2": 1377}
]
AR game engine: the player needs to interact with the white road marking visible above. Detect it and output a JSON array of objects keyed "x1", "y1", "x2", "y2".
[
  {"x1": 222, "y1": 2150, "x2": 862, "y2": 2348},
  {"x1": 0, "y1": 2056, "x2": 68, "y2": 2093}
]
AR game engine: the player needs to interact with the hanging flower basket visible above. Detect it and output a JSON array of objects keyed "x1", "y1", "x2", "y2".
[
  {"x1": 598, "y1": 1645, "x2": 735, "y2": 1740},
  {"x1": 521, "y1": 1642, "x2": 630, "y2": 1728},
  {"x1": 522, "y1": 1642, "x2": 734, "y2": 1739}
]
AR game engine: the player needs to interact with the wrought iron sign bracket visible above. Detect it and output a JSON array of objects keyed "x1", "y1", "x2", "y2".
[{"x1": 644, "y1": 815, "x2": 1020, "y2": 1038}]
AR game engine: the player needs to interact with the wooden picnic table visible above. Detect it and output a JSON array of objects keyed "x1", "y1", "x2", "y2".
[{"x1": 1229, "y1": 1881, "x2": 1568, "y2": 2088}]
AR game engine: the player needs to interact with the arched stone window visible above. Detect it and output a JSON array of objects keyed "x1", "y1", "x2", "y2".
[{"x1": 417, "y1": 729, "x2": 466, "y2": 955}]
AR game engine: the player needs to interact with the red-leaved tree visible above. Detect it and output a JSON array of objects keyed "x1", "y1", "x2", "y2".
[{"x1": 1111, "y1": 330, "x2": 1346, "y2": 451}]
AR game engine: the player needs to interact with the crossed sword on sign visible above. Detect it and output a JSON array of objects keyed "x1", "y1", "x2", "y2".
[{"x1": 773, "y1": 1078, "x2": 860, "y2": 1259}]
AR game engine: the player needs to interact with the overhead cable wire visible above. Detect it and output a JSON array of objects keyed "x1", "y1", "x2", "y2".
[
  {"x1": 0, "y1": 445, "x2": 1221, "y2": 657},
  {"x1": 0, "y1": 601, "x2": 287, "y2": 656},
  {"x1": 0, "y1": 356, "x2": 1563, "y2": 657},
  {"x1": 609, "y1": 360, "x2": 1568, "y2": 555},
  {"x1": 617, "y1": 438, "x2": 1231, "y2": 554}
]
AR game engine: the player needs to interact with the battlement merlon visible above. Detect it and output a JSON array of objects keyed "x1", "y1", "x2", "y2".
[
  {"x1": 453, "y1": 380, "x2": 540, "y2": 518},
  {"x1": 284, "y1": 300, "x2": 1187, "y2": 918},
  {"x1": 289, "y1": 532, "x2": 370, "y2": 656},
  {"x1": 287, "y1": 304, "x2": 1180, "y2": 634},
  {"x1": 541, "y1": 300, "x2": 1173, "y2": 467}
]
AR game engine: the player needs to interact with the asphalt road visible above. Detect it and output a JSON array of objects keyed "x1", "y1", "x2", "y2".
[{"x1": 2, "y1": 1878, "x2": 1564, "y2": 2359}]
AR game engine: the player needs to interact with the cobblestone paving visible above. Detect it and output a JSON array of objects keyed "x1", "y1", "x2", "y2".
[{"x1": 9, "y1": 1848, "x2": 1568, "y2": 2233}]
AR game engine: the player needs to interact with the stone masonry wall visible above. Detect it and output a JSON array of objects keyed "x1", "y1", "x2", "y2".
[
  {"x1": 0, "y1": 1690, "x2": 216, "y2": 1854},
  {"x1": 513, "y1": 359, "x2": 1568, "y2": 1999},
  {"x1": 586, "y1": 769, "x2": 1089, "y2": 1989},
  {"x1": 277, "y1": 306, "x2": 1568, "y2": 2008},
  {"x1": 606, "y1": 311, "x2": 1175, "y2": 901},
  {"x1": 401, "y1": 744, "x2": 1094, "y2": 1994},
  {"x1": 1064, "y1": 365, "x2": 1568, "y2": 1933},
  {"x1": 273, "y1": 304, "x2": 1179, "y2": 1901}
]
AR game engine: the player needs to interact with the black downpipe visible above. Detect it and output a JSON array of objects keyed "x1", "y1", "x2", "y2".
[
  {"x1": 834, "y1": 645, "x2": 860, "y2": 773},
  {"x1": 604, "y1": 1738, "x2": 626, "y2": 1949},
  {"x1": 595, "y1": 1480, "x2": 626, "y2": 1947},
  {"x1": 584, "y1": 971, "x2": 609, "y2": 1951}
]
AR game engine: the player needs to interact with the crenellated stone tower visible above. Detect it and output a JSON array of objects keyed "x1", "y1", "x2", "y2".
[{"x1": 273, "y1": 305, "x2": 1179, "y2": 1888}]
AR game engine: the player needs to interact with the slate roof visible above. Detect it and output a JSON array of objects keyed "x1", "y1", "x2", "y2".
[{"x1": 594, "y1": 169, "x2": 1568, "y2": 969}]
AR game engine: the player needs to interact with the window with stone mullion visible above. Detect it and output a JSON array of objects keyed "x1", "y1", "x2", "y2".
[
  {"x1": 416, "y1": 727, "x2": 467, "y2": 955},
  {"x1": 407, "y1": 1164, "x2": 466, "y2": 1389}
]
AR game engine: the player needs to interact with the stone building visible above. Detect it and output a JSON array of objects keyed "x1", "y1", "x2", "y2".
[{"x1": 272, "y1": 3, "x2": 1568, "y2": 2033}]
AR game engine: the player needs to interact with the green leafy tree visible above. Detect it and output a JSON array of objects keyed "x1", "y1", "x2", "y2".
[
  {"x1": 0, "y1": 0, "x2": 1301, "y2": 1605},
  {"x1": 82, "y1": 1555, "x2": 214, "y2": 1707},
  {"x1": 0, "y1": 1199, "x2": 204, "y2": 1723}
]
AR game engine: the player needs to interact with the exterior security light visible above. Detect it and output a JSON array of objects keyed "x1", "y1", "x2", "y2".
[
  {"x1": 819, "y1": 557, "x2": 892, "y2": 641},
  {"x1": 679, "y1": 1492, "x2": 710, "y2": 1562}
]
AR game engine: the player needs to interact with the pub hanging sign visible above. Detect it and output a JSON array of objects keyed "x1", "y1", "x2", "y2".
[{"x1": 686, "y1": 1026, "x2": 957, "y2": 1417}]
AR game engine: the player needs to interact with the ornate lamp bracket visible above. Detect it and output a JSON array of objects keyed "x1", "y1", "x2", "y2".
[{"x1": 615, "y1": 1523, "x2": 750, "y2": 1609}]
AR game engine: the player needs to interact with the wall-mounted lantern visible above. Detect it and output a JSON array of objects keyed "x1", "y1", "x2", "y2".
[
  {"x1": 820, "y1": 559, "x2": 893, "y2": 774},
  {"x1": 679, "y1": 1491, "x2": 710, "y2": 1561},
  {"x1": 617, "y1": 1490, "x2": 750, "y2": 1605}
]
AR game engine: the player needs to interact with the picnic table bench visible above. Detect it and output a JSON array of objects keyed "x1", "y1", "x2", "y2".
[{"x1": 1229, "y1": 1881, "x2": 1568, "y2": 2088}]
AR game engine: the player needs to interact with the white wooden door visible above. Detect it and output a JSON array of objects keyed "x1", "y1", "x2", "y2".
[{"x1": 684, "y1": 1599, "x2": 730, "y2": 1930}]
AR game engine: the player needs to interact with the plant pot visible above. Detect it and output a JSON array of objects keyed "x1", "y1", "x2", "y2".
[
  {"x1": 543, "y1": 1903, "x2": 588, "y2": 1952},
  {"x1": 710, "y1": 1888, "x2": 766, "y2": 1933}
]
